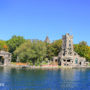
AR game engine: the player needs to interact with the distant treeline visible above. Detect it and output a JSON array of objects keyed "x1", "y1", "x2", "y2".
[{"x1": 0, "y1": 35, "x2": 90, "y2": 65}]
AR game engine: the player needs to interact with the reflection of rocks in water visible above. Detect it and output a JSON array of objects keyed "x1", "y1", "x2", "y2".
[
  {"x1": 60, "y1": 68, "x2": 89, "y2": 89},
  {"x1": 60, "y1": 68, "x2": 87, "y2": 81},
  {"x1": 2, "y1": 67, "x2": 11, "y2": 80},
  {"x1": 60, "y1": 69, "x2": 75, "y2": 81},
  {"x1": 0, "y1": 67, "x2": 12, "y2": 89}
]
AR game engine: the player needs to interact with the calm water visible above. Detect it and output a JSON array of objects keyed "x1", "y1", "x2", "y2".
[{"x1": 0, "y1": 67, "x2": 90, "y2": 90}]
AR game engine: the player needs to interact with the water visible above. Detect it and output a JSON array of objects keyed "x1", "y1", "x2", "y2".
[{"x1": 0, "y1": 67, "x2": 90, "y2": 90}]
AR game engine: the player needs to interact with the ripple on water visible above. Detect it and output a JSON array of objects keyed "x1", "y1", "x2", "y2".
[{"x1": 0, "y1": 67, "x2": 90, "y2": 89}]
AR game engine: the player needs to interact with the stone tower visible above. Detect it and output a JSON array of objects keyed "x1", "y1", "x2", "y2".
[
  {"x1": 62, "y1": 33, "x2": 73, "y2": 56},
  {"x1": 57, "y1": 33, "x2": 87, "y2": 66},
  {"x1": 45, "y1": 36, "x2": 50, "y2": 43}
]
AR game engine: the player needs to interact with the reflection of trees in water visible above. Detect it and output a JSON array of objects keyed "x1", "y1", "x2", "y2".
[{"x1": 9, "y1": 68, "x2": 48, "y2": 88}]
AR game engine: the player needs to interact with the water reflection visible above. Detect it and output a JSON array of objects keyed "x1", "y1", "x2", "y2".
[
  {"x1": 0, "y1": 67, "x2": 90, "y2": 89},
  {"x1": 60, "y1": 68, "x2": 90, "y2": 89}
]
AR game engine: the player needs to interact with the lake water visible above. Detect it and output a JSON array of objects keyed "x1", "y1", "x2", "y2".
[{"x1": 0, "y1": 67, "x2": 90, "y2": 90}]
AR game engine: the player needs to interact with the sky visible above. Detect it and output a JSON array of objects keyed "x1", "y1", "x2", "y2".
[{"x1": 0, "y1": 0, "x2": 90, "y2": 45}]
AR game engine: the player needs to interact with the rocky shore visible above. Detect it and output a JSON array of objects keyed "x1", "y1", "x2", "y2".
[{"x1": 0, "y1": 63, "x2": 90, "y2": 69}]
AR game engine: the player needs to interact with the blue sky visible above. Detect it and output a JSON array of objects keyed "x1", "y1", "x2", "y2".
[{"x1": 0, "y1": 0, "x2": 90, "y2": 45}]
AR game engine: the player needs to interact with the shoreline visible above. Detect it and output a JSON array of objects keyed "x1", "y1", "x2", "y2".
[{"x1": 0, "y1": 64, "x2": 90, "y2": 69}]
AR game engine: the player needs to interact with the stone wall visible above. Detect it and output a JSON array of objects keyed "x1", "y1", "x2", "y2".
[{"x1": 0, "y1": 51, "x2": 11, "y2": 65}]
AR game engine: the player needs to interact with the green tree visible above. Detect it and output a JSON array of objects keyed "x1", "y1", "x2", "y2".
[
  {"x1": 74, "y1": 41, "x2": 90, "y2": 62},
  {"x1": 14, "y1": 40, "x2": 47, "y2": 65},
  {"x1": 47, "y1": 39, "x2": 62, "y2": 59},
  {"x1": 7, "y1": 35, "x2": 25, "y2": 53},
  {"x1": 6, "y1": 35, "x2": 25, "y2": 62}
]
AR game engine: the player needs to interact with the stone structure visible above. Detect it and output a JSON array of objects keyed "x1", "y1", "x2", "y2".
[
  {"x1": 45, "y1": 36, "x2": 50, "y2": 43},
  {"x1": 53, "y1": 33, "x2": 88, "y2": 67},
  {"x1": 0, "y1": 51, "x2": 11, "y2": 65}
]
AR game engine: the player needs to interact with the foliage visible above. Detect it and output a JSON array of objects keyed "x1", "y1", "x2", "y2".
[
  {"x1": 74, "y1": 41, "x2": 90, "y2": 61},
  {"x1": 46, "y1": 39, "x2": 62, "y2": 59},
  {"x1": 0, "y1": 40, "x2": 8, "y2": 51},
  {"x1": 79, "y1": 41, "x2": 87, "y2": 46},
  {"x1": 6, "y1": 35, "x2": 25, "y2": 62},
  {"x1": 14, "y1": 40, "x2": 47, "y2": 65},
  {"x1": 0, "y1": 35, "x2": 90, "y2": 64},
  {"x1": 7, "y1": 35, "x2": 25, "y2": 53}
]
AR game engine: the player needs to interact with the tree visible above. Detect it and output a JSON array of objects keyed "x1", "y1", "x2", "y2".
[
  {"x1": 14, "y1": 40, "x2": 47, "y2": 65},
  {"x1": 6, "y1": 35, "x2": 25, "y2": 62},
  {"x1": 74, "y1": 41, "x2": 90, "y2": 62},
  {"x1": 46, "y1": 39, "x2": 62, "y2": 59},
  {"x1": 79, "y1": 41, "x2": 87, "y2": 46},
  {"x1": 7, "y1": 35, "x2": 25, "y2": 53},
  {"x1": 0, "y1": 40, "x2": 8, "y2": 51}
]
